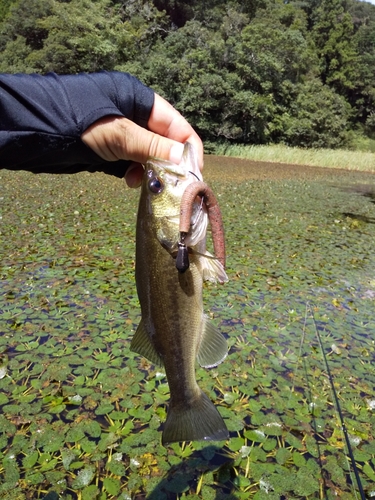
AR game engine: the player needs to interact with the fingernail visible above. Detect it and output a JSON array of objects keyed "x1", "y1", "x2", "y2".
[
  {"x1": 125, "y1": 164, "x2": 143, "y2": 188},
  {"x1": 169, "y1": 143, "x2": 184, "y2": 164}
]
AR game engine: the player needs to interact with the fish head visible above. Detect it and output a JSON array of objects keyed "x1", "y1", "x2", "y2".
[
  {"x1": 140, "y1": 142, "x2": 202, "y2": 218},
  {"x1": 139, "y1": 143, "x2": 207, "y2": 252}
]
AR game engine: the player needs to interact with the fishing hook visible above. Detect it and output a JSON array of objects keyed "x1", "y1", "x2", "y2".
[{"x1": 176, "y1": 181, "x2": 225, "y2": 273}]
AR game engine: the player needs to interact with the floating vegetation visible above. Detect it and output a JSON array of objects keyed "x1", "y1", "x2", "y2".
[{"x1": 1, "y1": 160, "x2": 375, "y2": 499}]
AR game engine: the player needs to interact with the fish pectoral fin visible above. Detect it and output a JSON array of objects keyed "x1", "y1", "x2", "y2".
[
  {"x1": 130, "y1": 319, "x2": 163, "y2": 366},
  {"x1": 196, "y1": 316, "x2": 228, "y2": 368},
  {"x1": 195, "y1": 250, "x2": 228, "y2": 284}
]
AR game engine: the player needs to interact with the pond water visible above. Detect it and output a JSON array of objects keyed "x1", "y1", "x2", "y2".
[{"x1": 1, "y1": 157, "x2": 375, "y2": 499}]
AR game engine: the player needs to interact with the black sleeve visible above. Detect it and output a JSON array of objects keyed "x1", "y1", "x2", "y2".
[{"x1": 0, "y1": 71, "x2": 155, "y2": 177}]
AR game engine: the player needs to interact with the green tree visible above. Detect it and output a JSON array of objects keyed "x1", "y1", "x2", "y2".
[
  {"x1": 29, "y1": 0, "x2": 120, "y2": 73},
  {"x1": 232, "y1": 5, "x2": 317, "y2": 143},
  {"x1": 0, "y1": 35, "x2": 34, "y2": 72},
  {"x1": 114, "y1": 0, "x2": 169, "y2": 65},
  {"x1": 350, "y1": 1, "x2": 375, "y2": 131},
  {"x1": 284, "y1": 78, "x2": 352, "y2": 148},
  {"x1": 151, "y1": 0, "x2": 259, "y2": 28},
  {"x1": 0, "y1": 0, "x2": 16, "y2": 23},
  {"x1": 0, "y1": 0, "x2": 54, "y2": 72},
  {"x1": 121, "y1": 20, "x2": 240, "y2": 142},
  {"x1": 311, "y1": 0, "x2": 360, "y2": 96},
  {"x1": 0, "y1": 0, "x2": 53, "y2": 50}
]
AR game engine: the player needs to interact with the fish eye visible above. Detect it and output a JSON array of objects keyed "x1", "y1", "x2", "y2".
[{"x1": 148, "y1": 176, "x2": 164, "y2": 194}]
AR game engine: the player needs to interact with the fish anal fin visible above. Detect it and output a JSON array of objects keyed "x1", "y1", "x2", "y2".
[
  {"x1": 196, "y1": 317, "x2": 228, "y2": 368},
  {"x1": 130, "y1": 319, "x2": 163, "y2": 366},
  {"x1": 162, "y1": 390, "x2": 228, "y2": 445}
]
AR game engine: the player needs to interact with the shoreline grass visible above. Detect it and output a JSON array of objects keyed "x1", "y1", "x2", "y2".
[{"x1": 213, "y1": 143, "x2": 375, "y2": 172}]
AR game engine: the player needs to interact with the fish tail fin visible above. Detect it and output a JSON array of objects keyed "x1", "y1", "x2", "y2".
[{"x1": 162, "y1": 391, "x2": 229, "y2": 445}]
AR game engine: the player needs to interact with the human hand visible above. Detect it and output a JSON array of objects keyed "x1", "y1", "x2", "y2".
[{"x1": 81, "y1": 94, "x2": 203, "y2": 188}]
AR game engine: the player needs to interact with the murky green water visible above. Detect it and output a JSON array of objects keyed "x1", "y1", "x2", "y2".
[{"x1": 1, "y1": 159, "x2": 375, "y2": 499}]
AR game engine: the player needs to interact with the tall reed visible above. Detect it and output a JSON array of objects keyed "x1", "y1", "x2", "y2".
[{"x1": 214, "y1": 144, "x2": 375, "y2": 171}]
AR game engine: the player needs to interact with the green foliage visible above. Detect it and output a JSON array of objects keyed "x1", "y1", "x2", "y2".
[
  {"x1": 0, "y1": 35, "x2": 34, "y2": 73},
  {"x1": 351, "y1": 4, "x2": 375, "y2": 129},
  {"x1": 284, "y1": 78, "x2": 352, "y2": 148},
  {"x1": 0, "y1": 0, "x2": 15, "y2": 22},
  {"x1": 115, "y1": 0, "x2": 169, "y2": 64},
  {"x1": 0, "y1": 0, "x2": 121, "y2": 73},
  {"x1": 36, "y1": 0, "x2": 120, "y2": 73},
  {"x1": 0, "y1": 0, "x2": 374, "y2": 147},
  {"x1": 0, "y1": 0, "x2": 53, "y2": 50}
]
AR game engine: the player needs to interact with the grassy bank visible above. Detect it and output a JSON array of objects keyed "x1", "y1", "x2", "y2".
[{"x1": 213, "y1": 143, "x2": 375, "y2": 171}]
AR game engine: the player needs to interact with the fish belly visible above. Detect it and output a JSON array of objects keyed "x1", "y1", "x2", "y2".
[{"x1": 135, "y1": 241, "x2": 228, "y2": 444}]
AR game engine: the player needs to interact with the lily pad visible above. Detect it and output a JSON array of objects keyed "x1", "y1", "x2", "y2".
[
  {"x1": 71, "y1": 465, "x2": 96, "y2": 489},
  {"x1": 103, "y1": 477, "x2": 121, "y2": 495}
]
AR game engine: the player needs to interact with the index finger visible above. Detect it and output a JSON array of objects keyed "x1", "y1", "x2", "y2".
[{"x1": 148, "y1": 94, "x2": 204, "y2": 170}]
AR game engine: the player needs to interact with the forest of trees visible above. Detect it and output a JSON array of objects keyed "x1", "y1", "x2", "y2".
[{"x1": 0, "y1": 0, "x2": 374, "y2": 150}]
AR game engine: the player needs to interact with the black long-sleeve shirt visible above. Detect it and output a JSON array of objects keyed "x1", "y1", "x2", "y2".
[{"x1": 0, "y1": 71, "x2": 154, "y2": 177}]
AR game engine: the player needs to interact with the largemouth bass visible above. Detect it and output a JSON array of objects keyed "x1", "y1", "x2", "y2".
[{"x1": 131, "y1": 142, "x2": 229, "y2": 445}]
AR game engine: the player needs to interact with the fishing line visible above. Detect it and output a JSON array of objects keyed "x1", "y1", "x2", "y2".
[
  {"x1": 297, "y1": 304, "x2": 329, "y2": 499},
  {"x1": 306, "y1": 303, "x2": 366, "y2": 500},
  {"x1": 188, "y1": 170, "x2": 201, "y2": 181}
]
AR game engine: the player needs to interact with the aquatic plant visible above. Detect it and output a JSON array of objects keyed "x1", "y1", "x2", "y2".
[{"x1": 0, "y1": 160, "x2": 375, "y2": 498}]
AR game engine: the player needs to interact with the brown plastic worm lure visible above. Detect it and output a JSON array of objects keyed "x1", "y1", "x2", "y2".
[{"x1": 176, "y1": 181, "x2": 225, "y2": 273}]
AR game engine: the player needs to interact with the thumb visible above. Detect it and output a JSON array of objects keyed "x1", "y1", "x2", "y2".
[
  {"x1": 120, "y1": 118, "x2": 185, "y2": 164},
  {"x1": 81, "y1": 116, "x2": 184, "y2": 165}
]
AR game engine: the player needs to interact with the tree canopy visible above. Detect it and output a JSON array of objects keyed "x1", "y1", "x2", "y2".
[{"x1": 0, "y1": 0, "x2": 374, "y2": 149}]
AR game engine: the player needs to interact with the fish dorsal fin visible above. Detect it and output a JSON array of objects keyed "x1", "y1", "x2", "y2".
[
  {"x1": 130, "y1": 319, "x2": 163, "y2": 366},
  {"x1": 197, "y1": 316, "x2": 228, "y2": 368}
]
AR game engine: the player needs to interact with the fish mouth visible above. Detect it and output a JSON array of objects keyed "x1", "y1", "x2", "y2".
[
  {"x1": 145, "y1": 162, "x2": 192, "y2": 189},
  {"x1": 143, "y1": 142, "x2": 203, "y2": 183}
]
